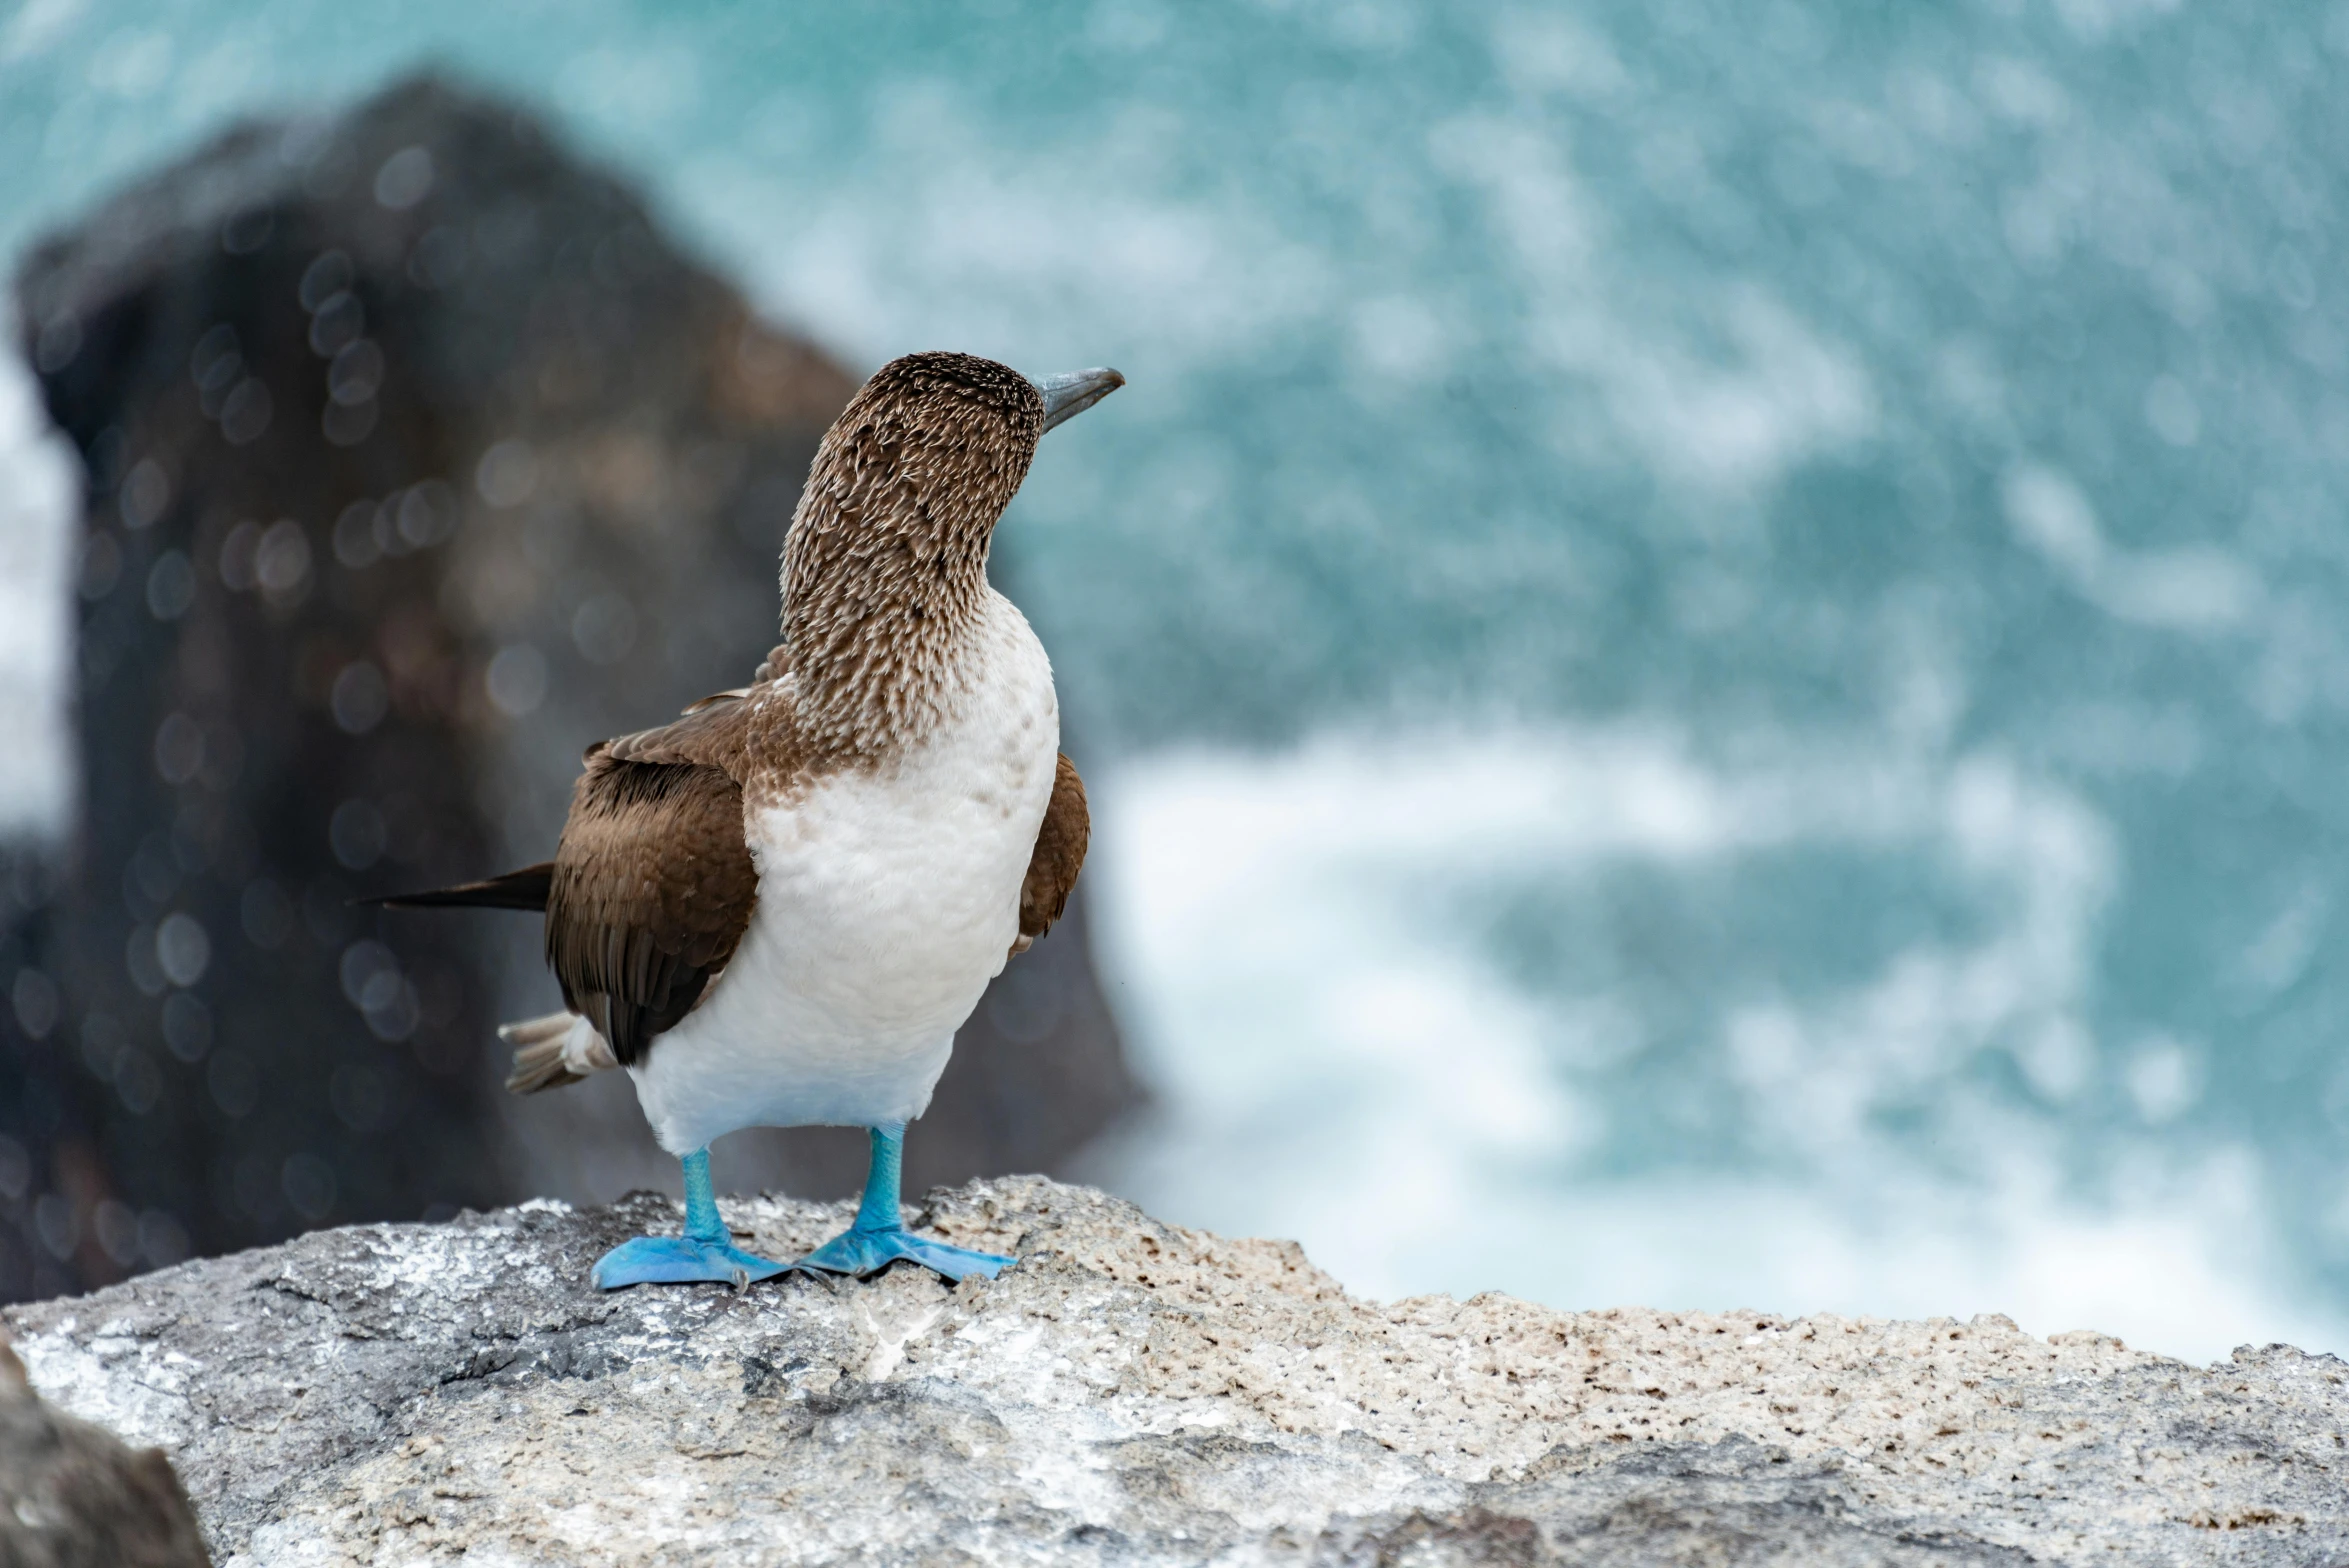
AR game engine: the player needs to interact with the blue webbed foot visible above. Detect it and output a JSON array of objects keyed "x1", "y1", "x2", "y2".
[
  {"x1": 793, "y1": 1224, "x2": 1013, "y2": 1282},
  {"x1": 594, "y1": 1146, "x2": 789, "y2": 1291},
  {"x1": 592, "y1": 1234, "x2": 790, "y2": 1292}
]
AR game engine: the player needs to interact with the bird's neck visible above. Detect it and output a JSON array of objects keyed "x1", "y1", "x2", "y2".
[{"x1": 776, "y1": 514, "x2": 993, "y2": 760}]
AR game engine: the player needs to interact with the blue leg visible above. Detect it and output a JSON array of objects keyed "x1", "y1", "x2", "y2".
[
  {"x1": 592, "y1": 1148, "x2": 790, "y2": 1291},
  {"x1": 793, "y1": 1124, "x2": 1015, "y2": 1282}
]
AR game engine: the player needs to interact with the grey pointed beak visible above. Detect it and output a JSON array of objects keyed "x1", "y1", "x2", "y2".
[{"x1": 1033, "y1": 367, "x2": 1125, "y2": 433}]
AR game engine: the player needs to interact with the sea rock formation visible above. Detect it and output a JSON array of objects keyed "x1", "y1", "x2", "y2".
[
  {"x1": 0, "y1": 73, "x2": 1135, "y2": 1300},
  {"x1": 5, "y1": 1177, "x2": 2342, "y2": 1565}
]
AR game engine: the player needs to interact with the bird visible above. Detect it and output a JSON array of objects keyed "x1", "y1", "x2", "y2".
[{"x1": 377, "y1": 351, "x2": 1123, "y2": 1290}]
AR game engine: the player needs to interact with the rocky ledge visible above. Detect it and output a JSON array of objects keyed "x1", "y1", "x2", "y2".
[{"x1": 1, "y1": 1177, "x2": 2342, "y2": 1565}]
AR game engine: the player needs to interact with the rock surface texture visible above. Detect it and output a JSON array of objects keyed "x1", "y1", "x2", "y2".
[{"x1": 4, "y1": 1178, "x2": 2343, "y2": 1567}]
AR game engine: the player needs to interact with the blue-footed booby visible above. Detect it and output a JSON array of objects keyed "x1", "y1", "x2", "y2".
[{"x1": 380, "y1": 352, "x2": 1122, "y2": 1289}]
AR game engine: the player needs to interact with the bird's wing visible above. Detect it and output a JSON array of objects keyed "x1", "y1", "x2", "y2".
[
  {"x1": 1018, "y1": 752, "x2": 1090, "y2": 945},
  {"x1": 547, "y1": 693, "x2": 764, "y2": 1066},
  {"x1": 646, "y1": 646, "x2": 790, "y2": 723},
  {"x1": 599, "y1": 668, "x2": 792, "y2": 775}
]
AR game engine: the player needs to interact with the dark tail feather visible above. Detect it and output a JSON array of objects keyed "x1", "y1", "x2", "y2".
[{"x1": 363, "y1": 862, "x2": 553, "y2": 912}]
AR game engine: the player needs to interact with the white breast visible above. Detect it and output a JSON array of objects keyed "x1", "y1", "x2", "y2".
[{"x1": 627, "y1": 593, "x2": 1059, "y2": 1155}]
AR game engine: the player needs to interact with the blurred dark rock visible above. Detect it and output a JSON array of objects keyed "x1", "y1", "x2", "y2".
[
  {"x1": 0, "y1": 1335, "x2": 210, "y2": 1567},
  {"x1": 1, "y1": 72, "x2": 1136, "y2": 1301}
]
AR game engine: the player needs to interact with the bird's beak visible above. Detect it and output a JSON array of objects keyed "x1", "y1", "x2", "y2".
[{"x1": 1033, "y1": 367, "x2": 1125, "y2": 433}]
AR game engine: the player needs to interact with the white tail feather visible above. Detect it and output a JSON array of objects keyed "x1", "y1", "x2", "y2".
[{"x1": 498, "y1": 1011, "x2": 616, "y2": 1095}]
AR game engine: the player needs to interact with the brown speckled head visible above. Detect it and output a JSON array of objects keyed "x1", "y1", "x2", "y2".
[{"x1": 778, "y1": 352, "x2": 1080, "y2": 757}]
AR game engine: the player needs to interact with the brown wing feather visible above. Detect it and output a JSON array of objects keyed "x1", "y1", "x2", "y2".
[
  {"x1": 546, "y1": 747, "x2": 758, "y2": 1067},
  {"x1": 1019, "y1": 753, "x2": 1089, "y2": 944},
  {"x1": 600, "y1": 667, "x2": 793, "y2": 774}
]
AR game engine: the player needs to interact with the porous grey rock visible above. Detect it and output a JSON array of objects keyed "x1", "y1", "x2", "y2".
[{"x1": 3, "y1": 1177, "x2": 2343, "y2": 1565}]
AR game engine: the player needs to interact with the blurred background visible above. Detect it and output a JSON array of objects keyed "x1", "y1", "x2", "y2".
[{"x1": 0, "y1": 0, "x2": 2343, "y2": 1365}]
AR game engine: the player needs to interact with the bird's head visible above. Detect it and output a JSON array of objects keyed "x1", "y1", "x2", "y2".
[
  {"x1": 787, "y1": 351, "x2": 1123, "y2": 591},
  {"x1": 779, "y1": 352, "x2": 1123, "y2": 743}
]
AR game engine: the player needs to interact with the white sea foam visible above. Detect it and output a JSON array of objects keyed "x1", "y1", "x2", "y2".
[
  {"x1": 0, "y1": 337, "x2": 78, "y2": 837},
  {"x1": 1083, "y1": 728, "x2": 2349, "y2": 1365}
]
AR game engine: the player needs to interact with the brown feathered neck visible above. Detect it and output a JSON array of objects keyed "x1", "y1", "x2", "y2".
[{"x1": 777, "y1": 352, "x2": 1044, "y2": 759}]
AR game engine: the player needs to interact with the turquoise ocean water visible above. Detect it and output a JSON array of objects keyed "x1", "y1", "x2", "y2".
[{"x1": 2, "y1": 0, "x2": 2346, "y2": 1359}]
